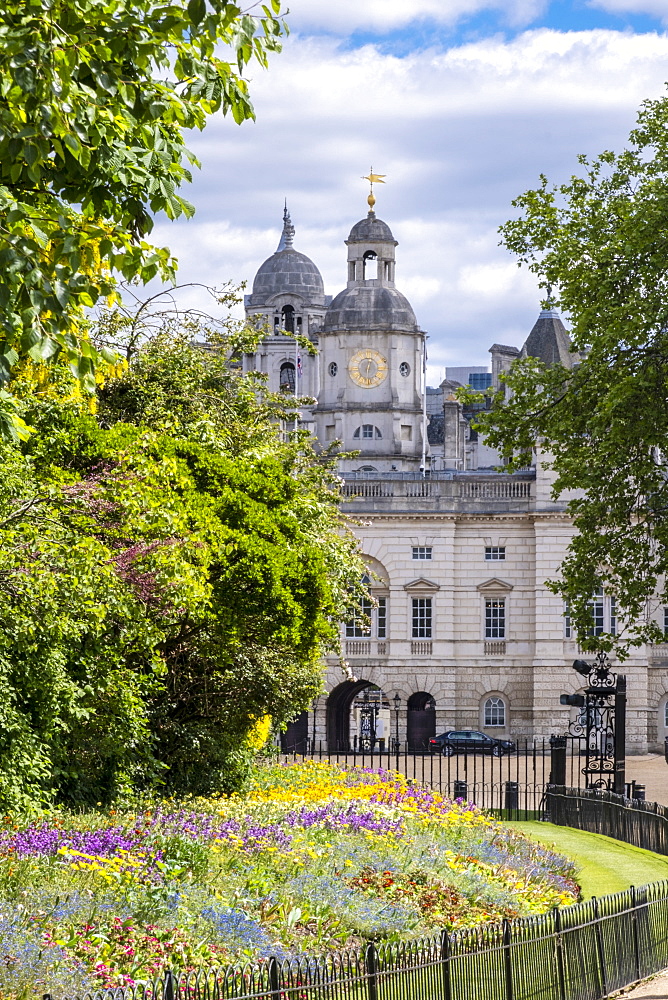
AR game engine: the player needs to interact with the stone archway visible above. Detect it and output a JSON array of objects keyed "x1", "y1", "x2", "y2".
[
  {"x1": 407, "y1": 691, "x2": 436, "y2": 751},
  {"x1": 280, "y1": 711, "x2": 309, "y2": 753},
  {"x1": 326, "y1": 679, "x2": 369, "y2": 751}
]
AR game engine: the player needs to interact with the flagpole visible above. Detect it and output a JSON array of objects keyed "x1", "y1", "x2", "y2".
[
  {"x1": 421, "y1": 335, "x2": 428, "y2": 477},
  {"x1": 294, "y1": 334, "x2": 299, "y2": 433}
]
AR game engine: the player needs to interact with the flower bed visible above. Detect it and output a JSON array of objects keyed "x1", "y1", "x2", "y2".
[{"x1": 0, "y1": 762, "x2": 578, "y2": 995}]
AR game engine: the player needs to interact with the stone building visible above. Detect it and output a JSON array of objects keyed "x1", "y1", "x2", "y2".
[{"x1": 245, "y1": 203, "x2": 668, "y2": 755}]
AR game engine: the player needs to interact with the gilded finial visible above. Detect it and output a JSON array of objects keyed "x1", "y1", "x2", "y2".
[{"x1": 362, "y1": 167, "x2": 386, "y2": 216}]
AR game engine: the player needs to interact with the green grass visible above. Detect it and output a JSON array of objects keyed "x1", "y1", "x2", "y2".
[{"x1": 508, "y1": 821, "x2": 668, "y2": 898}]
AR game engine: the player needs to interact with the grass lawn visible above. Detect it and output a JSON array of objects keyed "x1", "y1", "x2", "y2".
[{"x1": 509, "y1": 821, "x2": 668, "y2": 898}]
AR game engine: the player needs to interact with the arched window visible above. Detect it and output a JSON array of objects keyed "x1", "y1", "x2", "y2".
[
  {"x1": 362, "y1": 251, "x2": 378, "y2": 280},
  {"x1": 484, "y1": 696, "x2": 505, "y2": 727},
  {"x1": 279, "y1": 361, "x2": 295, "y2": 393},
  {"x1": 281, "y1": 304, "x2": 295, "y2": 333},
  {"x1": 353, "y1": 425, "x2": 382, "y2": 439}
]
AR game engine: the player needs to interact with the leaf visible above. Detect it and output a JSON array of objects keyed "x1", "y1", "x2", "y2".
[{"x1": 187, "y1": 0, "x2": 206, "y2": 24}]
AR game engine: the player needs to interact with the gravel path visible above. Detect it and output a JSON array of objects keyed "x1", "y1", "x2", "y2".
[{"x1": 617, "y1": 970, "x2": 668, "y2": 998}]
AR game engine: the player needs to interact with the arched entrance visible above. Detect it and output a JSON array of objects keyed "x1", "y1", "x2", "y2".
[
  {"x1": 326, "y1": 681, "x2": 391, "y2": 751},
  {"x1": 407, "y1": 692, "x2": 436, "y2": 751},
  {"x1": 280, "y1": 710, "x2": 309, "y2": 753}
]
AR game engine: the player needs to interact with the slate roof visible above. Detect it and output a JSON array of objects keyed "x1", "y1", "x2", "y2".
[{"x1": 521, "y1": 308, "x2": 578, "y2": 368}]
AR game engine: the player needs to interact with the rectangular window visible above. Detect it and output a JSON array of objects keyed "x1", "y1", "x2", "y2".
[
  {"x1": 610, "y1": 596, "x2": 617, "y2": 637},
  {"x1": 589, "y1": 589, "x2": 604, "y2": 636},
  {"x1": 485, "y1": 546, "x2": 506, "y2": 560},
  {"x1": 412, "y1": 546, "x2": 432, "y2": 560},
  {"x1": 346, "y1": 597, "x2": 372, "y2": 638},
  {"x1": 377, "y1": 597, "x2": 387, "y2": 639},
  {"x1": 485, "y1": 599, "x2": 505, "y2": 639},
  {"x1": 412, "y1": 598, "x2": 432, "y2": 638},
  {"x1": 564, "y1": 603, "x2": 571, "y2": 639},
  {"x1": 664, "y1": 607, "x2": 668, "y2": 638}
]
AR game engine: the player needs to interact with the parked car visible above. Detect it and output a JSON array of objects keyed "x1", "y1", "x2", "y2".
[{"x1": 428, "y1": 730, "x2": 516, "y2": 756}]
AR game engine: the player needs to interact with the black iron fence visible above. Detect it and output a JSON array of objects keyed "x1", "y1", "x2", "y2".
[
  {"x1": 54, "y1": 880, "x2": 668, "y2": 1000},
  {"x1": 278, "y1": 739, "x2": 593, "y2": 819},
  {"x1": 547, "y1": 785, "x2": 668, "y2": 855}
]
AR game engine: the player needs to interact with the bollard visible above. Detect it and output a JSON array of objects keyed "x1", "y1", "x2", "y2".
[
  {"x1": 453, "y1": 779, "x2": 468, "y2": 800},
  {"x1": 504, "y1": 780, "x2": 519, "y2": 812},
  {"x1": 634, "y1": 783, "x2": 646, "y2": 802},
  {"x1": 549, "y1": 734, "x2": 567, "y2": 786}
]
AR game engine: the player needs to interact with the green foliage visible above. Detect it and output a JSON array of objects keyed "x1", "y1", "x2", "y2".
[
  {"x1": 0, "y1": 0, "x2": 287, "y2": 388},
  {"x1": 0, "y1": 295, "x2": 365, "y2": 808},
  {"x1": 481, "y1": 94, "x2": 668, "y2": 654}
]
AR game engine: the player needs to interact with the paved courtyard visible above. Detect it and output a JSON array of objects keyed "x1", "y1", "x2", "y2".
[{"x1": 624, "y1": 755, "x2": 668, "y2": 806}]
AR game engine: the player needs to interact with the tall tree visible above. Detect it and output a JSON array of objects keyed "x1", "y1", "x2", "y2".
[
  {"x1": 0, "y1": 0, "x2": 286, "y2": 399},
  {"x1": 480, "y1": 95, "x2": 668, "y2": 655}
]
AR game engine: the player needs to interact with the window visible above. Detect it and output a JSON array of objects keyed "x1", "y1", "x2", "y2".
[
  {"x1": 566, "y1": 592, "x2": 618, "y2": 640},
  {"x1": 412, "y1": 598, "x2": 432, "y2": 638},
  {"x1": 664, "y1": 701, "x2": 668, "y2": 729},
  {"x1": 485, "y1": 599, "x2": 505, "y2": 639},
  {"x1": 329, "y1": 362, "x2": 338, "y2": 377},
  {"x1": 345, "y1": 596, "x2": 387, "y2": 639},
  {"x1": 400, "y1": 362, "x2": 410, "y2": 377},
  {"x1": 589, "y1": 589, "x2": 604, "y2": 637},
  {"x1": 469, "y1": 373, "x2": 492, "y2": 390},
  {"x1": 346, "y1": 597, "x2": 372, "y2": 638},
  {"x1": 663, "y1": 607, "x2": 668, "y2": 638},
  {"x1": 377, "y1": 597, "x2": 387, "y2": 638},
  {"x1": 279, "y1": 362, "x2": 295, "y2": 393},
  {"x1": 353, "y1": 425, "x2": 382, "y2": 439},
  {"x1": 485, "y1": 546, "x2": 505, "y2": 561},
  {"x1": 412, "y1": 546, "x2": 432, "y2": 560},
  {"x1": 484, "y1": 697, "x2": 506, "y2": 727}
]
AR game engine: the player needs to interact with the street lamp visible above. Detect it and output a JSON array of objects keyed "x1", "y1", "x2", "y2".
[{"x1": 558, "y1": 652, "x2": 626, "y2": 793}]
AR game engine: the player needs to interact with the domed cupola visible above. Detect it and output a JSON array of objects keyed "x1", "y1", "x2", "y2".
[
  {"x1": 323, "y1": 207, "x2": 418, "y2": 333},
  {"x1": 247, "y1": 206, "x2": 326, "y2": 311}
]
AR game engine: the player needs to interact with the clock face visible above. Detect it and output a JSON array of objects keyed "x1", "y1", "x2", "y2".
[{"x1": 348, "y1": 349, "x2": 388, "y2": 388}]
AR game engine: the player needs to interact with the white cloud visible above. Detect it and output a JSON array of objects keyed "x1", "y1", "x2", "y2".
[
  {"x1": 588, "y1": 0, "x2": 668, "y2": 24},
  {"x1": 151, "y1": 28, "x2": 668, "y2": 368},
  {"x1": 283, "y1": 0, "x2": 547, "y2": 33}
]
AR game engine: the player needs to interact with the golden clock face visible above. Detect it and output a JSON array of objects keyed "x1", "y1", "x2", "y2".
[{"x1": 348, "y1": 349, "x2": 388, "y2": 388}]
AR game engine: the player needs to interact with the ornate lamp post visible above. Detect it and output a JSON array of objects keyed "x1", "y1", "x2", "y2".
[
  {"x1": 359, "y1": 688, "x2": 375, "y2": 753},
  {"x1": 559, "y1": 652, "x2": 626, "y2": 793},
  {"x1": 393, "y1": 692, "x2": 401, "y2": 769}
]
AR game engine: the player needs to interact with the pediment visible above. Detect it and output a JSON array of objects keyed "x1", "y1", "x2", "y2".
[
  {"x1": 477, "y1": 577, "x2": 514, "y2": 592},
  {"x1": 403, "y1": 577, "x2": 440, "y2": 592}
]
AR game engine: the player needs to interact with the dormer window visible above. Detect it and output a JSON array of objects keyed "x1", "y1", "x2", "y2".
[{"x1": 362, "y1": 251, "x2": 378, "y2": 280}]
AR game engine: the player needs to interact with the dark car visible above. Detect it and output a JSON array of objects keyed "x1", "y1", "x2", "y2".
[{"x1": 428, "y1": 730, "x2": 516, "y2": 757}]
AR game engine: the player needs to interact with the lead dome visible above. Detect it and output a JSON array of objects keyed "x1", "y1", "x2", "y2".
[
  {"x1": 324, "y1": 285, "x2": 417, "y2": 332},
  {"x1": 247, "y1": 208, "x2": 326, "y2": 309}
]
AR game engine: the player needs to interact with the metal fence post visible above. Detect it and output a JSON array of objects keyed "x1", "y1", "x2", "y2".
[
  {"x1": 554, "y1": 907, "x2": 566, "y2": 1000},
  {"x1": 503, "y1": 918, "x2": 514, "y2": 1000},
  {"x1": 440, "y1": 928, "x2": 453, "y2": 1000},
  {"x1": 631, "y1": 886, "x2": 641, "y2": 983},
  {"x1": 365, "y1": 941, "x2": 379, "y2": 1000},
  {"x1": 592, "y1": 898, "x2": 608, "y2": 1000},
  {"x1": 549, "y1": 735, "x2": 567, "y2": 786},
  {"x1": 163, "y1": 969, "x2": 176, "y2": 1000},
  {"x1": 268, "y1": 956, "x2": 281, "y2": 1000}
]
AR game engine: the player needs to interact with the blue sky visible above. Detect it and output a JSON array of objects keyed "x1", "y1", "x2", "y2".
[{"x1": 152, "y1": 0, "x2": 668, "y2": 379}]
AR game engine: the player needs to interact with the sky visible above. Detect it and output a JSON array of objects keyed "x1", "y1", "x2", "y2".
[{"x1": 151, "y1": 0, "x2": 668, "y2": 382}]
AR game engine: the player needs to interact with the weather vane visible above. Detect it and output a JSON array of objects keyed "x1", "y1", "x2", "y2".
[{"x1": 362, "y1": 167, "x2": 386, "y2": 214}]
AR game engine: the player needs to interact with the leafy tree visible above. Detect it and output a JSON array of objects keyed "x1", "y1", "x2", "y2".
[
  {"x1": 0, "y1": 297, "x2": 365, "y2": 807},
  {"x1": 0, "y1": 0, "x2": 286, "y2": 388},
  {"x1": 481, "y1": 95, "x2": 668, "y2": 655}
]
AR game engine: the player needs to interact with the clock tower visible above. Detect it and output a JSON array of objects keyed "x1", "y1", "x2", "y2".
[{"x1": 314, "y1": 204, "x2": 428, "y2": 472}]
